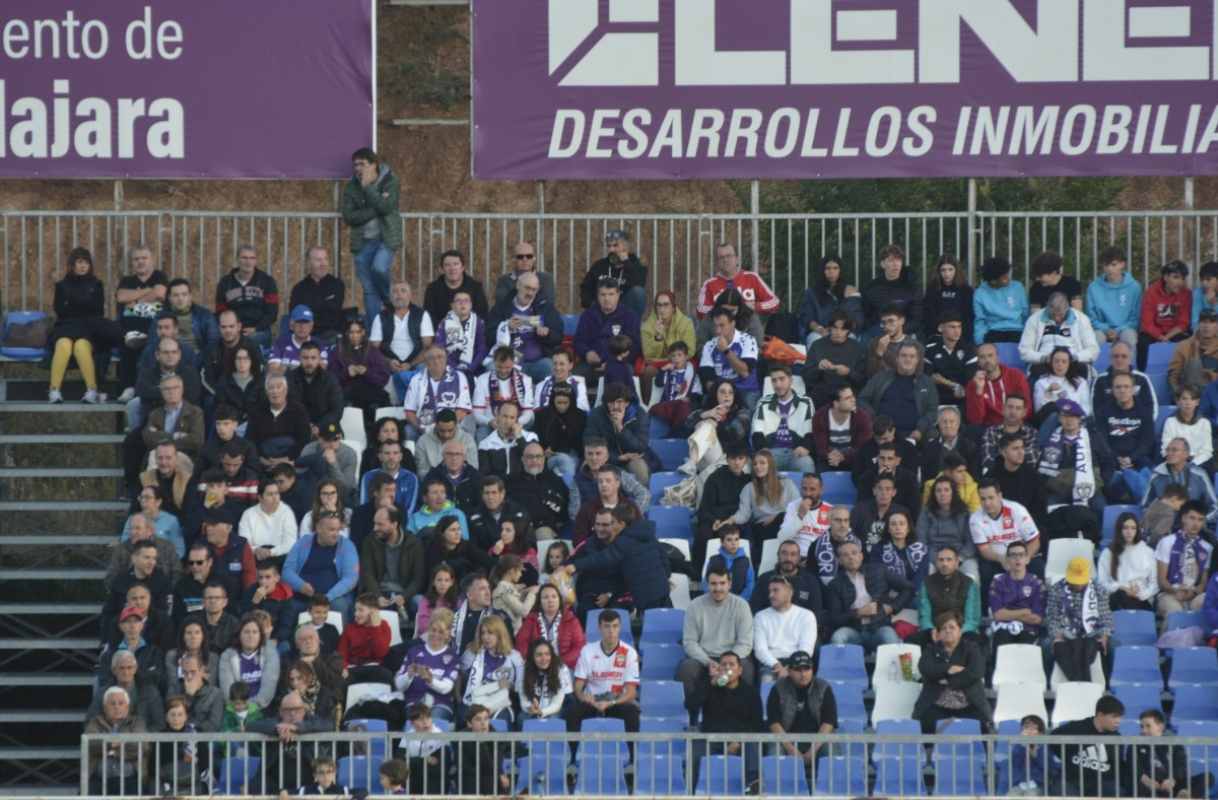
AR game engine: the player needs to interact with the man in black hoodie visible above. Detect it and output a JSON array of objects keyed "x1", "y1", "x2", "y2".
[
  {"x1": 690, "y1": 651, "x2": 762, "y2": 789},
  {"x1": 861, "y1": 243, "x2": 921, "y2": 337},
  {"x1": 694, "y1": 442, "x2": 752, "y2": 570},
  {"x1": 214, "y1": 245, "x2": 279, "y2": 349},
  {"x1": 579, "y1": 229, "x2": 648, "y2": 316},
  {"x1": 1053, "y1": 695, "x2": 1124, "y2": 798}
]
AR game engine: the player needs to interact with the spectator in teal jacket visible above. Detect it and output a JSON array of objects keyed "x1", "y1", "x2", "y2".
[
  {"x1": 282, "y1": 511, "x2": 360, "y2": 619},
  {"x1": 1193, "y1": 261, "x2": 1218, "y2": 330},
  {"x1": 916, "y1": 545, "x2": 982, "y2": 643},
  {"x1": 973, "y1": 257, "x2": 1029, "y2": 344},
  {"x1": 1086, "y1": 246, "x2": 1142, "y2": 352},
  {"x1": 409, "y1": 478, "x2": 470, "y2": 539}
]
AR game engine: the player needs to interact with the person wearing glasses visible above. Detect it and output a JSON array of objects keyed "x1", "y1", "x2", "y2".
[
  {"x1": 640, "y1": 290, "x2": 697, "y2": 404},
  {"x1": 487, "y1": 268, "x2": 564, "y2": 386},
  {"x1": 493, "y1": 240, "x2": 556, "y2": 307}
]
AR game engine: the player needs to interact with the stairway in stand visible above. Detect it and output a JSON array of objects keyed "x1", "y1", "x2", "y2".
[{"x1": 0, "y1": 365, "x2": 127, "y2": 794}]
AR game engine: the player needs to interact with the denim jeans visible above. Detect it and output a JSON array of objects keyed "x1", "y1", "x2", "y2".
[
  {"x1": 770, "y1": 447, "x2": 816, "y2": 474},
  {"x1": 391, "y1": 366, "x2": 421, "y2": 406},
  {"x1": 355, "y1": 239, "x2": 394, "y2": 325},
  {"x1": 521, "y1": 357, "x2": 553, "y2": 386},
  {"x1": 622, "y1": 286, "x2": 647, "y2": 318},
  {"x1": 548, "y1": 452, "x2": 577, "y2": 485},
  {"x1": 830, "y1": 625, "x2": 900, "y2": 652}
]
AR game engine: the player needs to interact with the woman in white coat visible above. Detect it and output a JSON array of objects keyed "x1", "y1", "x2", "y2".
[
  {"x1": 1096, "y1": 511, "x2": 1158, "y2": 612},
  {"x1": 239, "y1": 478, "x2": 299, "y2": 563}
]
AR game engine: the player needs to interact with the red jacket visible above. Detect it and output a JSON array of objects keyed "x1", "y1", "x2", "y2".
[
  {"x1": 513, "y1": 608, "x2": 586, "y2": 671},
  {"x1": 964, "y1": 365, "x2": 1032, "y2": 426},
  {"x1": 337, "y1": 619, "x2": 391, "y2": 668},
  {"x1": 1141, "y1": 280, "x2": 1192, "y2": 339}
]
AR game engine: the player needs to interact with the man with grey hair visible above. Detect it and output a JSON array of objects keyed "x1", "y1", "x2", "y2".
[
  {"x1": 116, "y1": 243, "x2": 168, "y2": 402},
  {"x1": 488, "y1": 268, "x2": 564, "y2": 385},
  {"x1": 1145, "y1": 437, "x2": 1218, "y2": 524},
  {"x1": 247, "y1": 374, "x2": 312, "y2": 470},
  {"x1": 858, "y1": 342, "x2": 939, "y2": 442},
  {"x1": 89, "y1": 651, "x2": 164, "y2": 729},
  {"x1": 215, "y1": 243, "x2": 280, "y2": 349},
  {"x1": 1018, "y1": 289, "x2": 1100, "y2": 371},
  {"x1": 289, "y1": 245, "x2": 346, "y2": 344},
  {"x1": 1091, "y1": 340, "x2": 1159, "y2": 420},
  {"x1": 248, "y1": 689, "x2": 332, "y2": 793},
  {"x1": 921, "y1": 405, "x2": 979, "y2": 478},
  {"x1": 107, "y1": 513, "x2": 179, "y2": 588},
  {"x1": 84, "y1": 684, "x2": 149, "y2": 795}
]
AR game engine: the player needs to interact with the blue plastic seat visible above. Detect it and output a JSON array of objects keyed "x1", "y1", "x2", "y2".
[
  {"x1": 994, "y1": 342, "x2": 1024, "y2": 370},
  {"x1": 648, "y1": 471, "x2": 683, "y2": 499},
  {"x1": 578, "y1": 717, "x2": 629, "y2": 765},
  {"x1": 641, "y1": 680, "x2": 685, "y2": 719},
  {"x1": 1147, "y1": 342, "x2": 1176, "y2": 370},
  {"x1": 1170, "y1": 647, "x2": 1218, "y2": 686},
  {"x1": 1111, "y1": 646, "x2": 1163, "y2": 686},
  {"x1": 828, "y1": 681, "x2": 867, "y2": 721},
  {"x1": 1171, "y1": 685, "x2": 1218, "y2": 721},
  {"x1": 1148, "y1": 370, "x2": 1172, "y2": 404},
  {"x1": 0, "y1": 311, "x2": 49, "y2": 361},
  {"x1": 522, "y1": 717, "x2": 568, "y2": 764},
  {"x1": 1094, "y1": 344, "x2": 1112, "y2": 374},
  {"x1": 933, "y1": 718, "x2": 984, "y2": 758},
  {"x1": 652, "y1": 439, "x2": 689, "y2": 471},
  {"x1": 814, "y1": 756, "x2": 867, "y2": 795},
  {"x1": 585, "y1": 608, "x2": 632, "y2": 643},
  {"x1": 215, "y1": 757, "x2": 263, "y2": 795},
  {"x1": 933, "y1": 755, "x2": 992, "y2": 795},
  {"x1": 641, "y1": 607, "x2": 685, "y2": 640},
  {"x1": 515, "y1": 752, "x2": 569, "y2": 795},
  {"x1": 820, "y1": 471, "x2": 857, "y2": 505},
  {"x1": 638, "y1": 718, "x2": 687, "y2": 760},
  {"x1": 1113, "y1": 610, "x2": 1158, "y2": 647},
  {"x1": 640, "y1": 643, "x2": 682, "y2": 680},
  {"x1": 1167, "y1": 611, "x2": 1205, "y2": 632},
  {"x1": 344, "y1": 717, "x2": 388, "y2": 732},
  {"x1": 819, "y1": 644, "x2": 867, "y2": 687},
  {"x1": 646, "y1": 506, "x2": 693, "y2": 540},
  {"x1": 634, "y1": 754, "x2": 687, "y2": 795},
  {"x1": 562, "y1": 314, "x2": 580, "y2": 336},
  {"x1": 1111, "y1": 683, "x2": 1163, "y2": 716},
  {"x1": 1101, "y1": 505, "x2": 1142, "y2": 549},
  {"x1": 874, "y1": 755, "x2": 926, "y2": 795},
  {"x1": 760, "y1": 755, "x2": 810, "y2": 795},
  {"x1": 1156, "y1": 406, "x2": 1178, "y2": 439},
  {"x1": 873, "y1": 719, "x2": 922, "y2": 762},
  {"x1": 576, "y1": 755, "x2": 630, "y2": 795},
  {"x1": 338, "y1": 756, "x2": 385, "y2": 791},
  {"x1": 694, "y1": 755, "x2": 745, "y2": 796}
]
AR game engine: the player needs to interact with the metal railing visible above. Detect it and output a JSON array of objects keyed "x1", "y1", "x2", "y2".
[
  {"x1": 79, "y1": 729, "x2": 1218, "y2": 798},
  {"x1": 4, "y1": 209, "x2": 1216, "y2": 319}
]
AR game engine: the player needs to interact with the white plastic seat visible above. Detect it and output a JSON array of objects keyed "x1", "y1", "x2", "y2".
[
  {"x1": 1050, "y1": 653, "x2": 1105, "y2": 688},
  {"x1": 659, "y1": 538, "x2": 690, "y2": 562},
  {"x1": 345, "y1": 682, "x2": 391, "y2": 712},
  {"x1": 296, "y1": 610, "x2": 344, "y2": 635},
  {"x1": 992, "y1": 644, "x2": 1047, "y2": 689},
  {"x1": 340, "y1": 407, "x2": 367, "y2": 449},
  {"x1": 993, "y1": 682, "x2": 1050, "y2": 724},
  {"x1": 1044, "y1": 538, "x2": 1096, "y2": 586},
  {"x1": 375, "y1": 406, "x2": 405, "y2": 422},
  {"x1": 874, "y1": 643, "x2": 922, "y2": 688},
  {"x1": 387, "y1": 617, "x2": 403, "y2": 648},
  {"x1": 340, "y1": 439, "x2": 364, "y2": 471},
  {"x1": 1051, "y1": 681, "x2": 1106, "y2": 727},
  {"x1": 871, "y1": 681, "x2": 921, "y2": 726},
  {"x1": 669, "y1": 574, "x2": 691, "y2": 610},
  {"x1": 757, "y1": 539, "x2": 780, "y2": 576}
]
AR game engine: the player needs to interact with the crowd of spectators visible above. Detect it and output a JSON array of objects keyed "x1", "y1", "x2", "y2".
[{"x1": 67, "y1": 154, "x2": 1218, "y2": 795}]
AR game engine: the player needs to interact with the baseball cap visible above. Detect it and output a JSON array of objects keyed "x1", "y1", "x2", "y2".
[
  {"x1": 203, "y1": 507, "x2": 233, "y2": 526},
  {"x1": 1057, "y1": 399, "x2": 1085, "y2": 418},
  {"x1": 605, "y1": 229, "x2": 629, "y2": 243},
  {"x1": 119, "y1": 605, "x2": 146, "y2": 623},
  {"x1": 784, "y1": 650, "x2": 814, "y2": 670},
  {"x1": 289, "y1": 305, "x2": 314, "y2": 323},
  {"x1": 1066, "y1": 557, "x2": 1091, "y2": 586},
  {"x1": 319, "y1": 422, "x2": 342, "y2": 441}
]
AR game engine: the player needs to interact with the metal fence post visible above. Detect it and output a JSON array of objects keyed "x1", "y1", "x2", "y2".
[
  {"x1": 750, "y1": 180, "x2": 761, "y2": 269},
  {"x1": 967, "y1": 178, "x2": 978, "y2": 279}
]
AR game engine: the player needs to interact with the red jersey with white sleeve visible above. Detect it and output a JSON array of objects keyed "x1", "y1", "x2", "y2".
[
  {"x1": 968, "y1": 500, "x2": 1039, "y2": 559},
  {"x1": 574, "y1": 640, "x2": 640, "y2": 697},
  {"x1": 696, "y1": 272, "x2": 780, "y2": 317}
]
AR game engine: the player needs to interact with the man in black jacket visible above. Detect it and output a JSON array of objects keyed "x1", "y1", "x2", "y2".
[
  {"x1": 465, "y1": 476, "x2": 530, "y2": 552},
  {"x1": 694, "y1": 442, "x2": 751, "y2": 570},
  {"x1": 506, "y1": 441, "x2": 569, "y2": 538},
  {"x1": 247, "y1": 375, "x2": 313, "y2": 469},
  {"x1": 856, "y1": 442, "x2": 921, "y2": 517},
  {"x1": 423, "y1": 249, "x2": 489, "y2": 325},
  {"x1": 1053, "y1": 695, "x2": 1124, "y2": 798},
  {"x1": 485, "y1": 270, "x2": 564, "y2": 386},
  {"x1": 422, "y1": 440, "x2": 483, "y2": 515},
  {"x1": 982, "y1": 433, "x2": 1049, "y2": 525},
  {"x1": 750, "y1": 539, "x2": 824, "y2": 625},
  {"x1": 287, "y1": 342, "x2": 344, "y2": 436},
  {"x1": 825, "y1": 539, "x2": 912, "y2": 652},
  {"x1": 215, "y1": 245, "x2": 279, "y2": 349},
  {"x1": 579, "y1": 229, "x2": 648, "y2": 316},
  {"x1": 288, "y1": 246, "x2": 346, "y2": 343},
  {"x1": 690, "y1": 651, "x2": 762, "y2": 789},
  {"x1": 567, "y1": 507, "x2": 670, "y2": 619}
]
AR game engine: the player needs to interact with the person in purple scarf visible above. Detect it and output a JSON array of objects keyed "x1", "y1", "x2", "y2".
[{"x1": 1154, "y1": 500, "x2": 1213, "y2": 616}]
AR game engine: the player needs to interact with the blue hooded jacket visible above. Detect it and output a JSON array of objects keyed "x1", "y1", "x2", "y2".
[
  {"x1": 1193, "y1": 286, "x2": 1218, "y2": 330},
  {"x1": 1086, "y1": 272, "x2": 1141, "y2": 333},
  {"x1": 972, "y1": 281, "x2": 1029, "y2": 344}
]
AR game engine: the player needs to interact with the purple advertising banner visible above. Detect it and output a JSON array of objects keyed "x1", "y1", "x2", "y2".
[
  {"x1": 0, "y1": 0, "x2": 373, "y2": 179},
  {"x1": 472, "y1": 0, "x2": 1218, "y2": 180}
]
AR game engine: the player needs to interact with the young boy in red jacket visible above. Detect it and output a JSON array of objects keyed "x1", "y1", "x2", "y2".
[
  {"x1": 1139, "y1": 260, "x2": 1192, "y2": 370},
  {"x1": 337, "y1": 592, "x2": 393, "y2": 684}
]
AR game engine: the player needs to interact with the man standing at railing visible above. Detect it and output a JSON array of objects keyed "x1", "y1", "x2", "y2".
[{"x1": 343, "y1": 147, "x2": 401, "y2": 325}]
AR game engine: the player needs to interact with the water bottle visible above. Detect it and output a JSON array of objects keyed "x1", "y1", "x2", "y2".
[{"x1": 888, "y1": 659, "x2": 900, "y2": 683}]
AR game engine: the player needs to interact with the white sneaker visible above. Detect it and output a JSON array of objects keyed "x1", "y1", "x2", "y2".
[
  {"x1": 117, "y1": 387, "x2": 135, "y2": 403},
  {"x1": 48, "y1": 389, "x2": 63, "y2": 404},
  {"x1": 82, "y1": 389, "x2": 102, "y2": 404}
]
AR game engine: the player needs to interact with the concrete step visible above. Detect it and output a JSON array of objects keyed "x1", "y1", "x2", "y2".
[
  {"x1": 0, "y1": 568, "x2": 107, "y2": 581},
  {"x1": 0, "y1": 603, "x2": 103, "y2": 615},
  {"x1": 0, "y1": 673, "x2": 94, "y2": 687},
  {"x1": 0, "y1": 710, "x2": 87, "y2": 723},
  {"x1": 0, "y1": 501, "x2": 127, "y2": 512},
  {"x1": 0, "y1": 434, "x2": 124, "y2": 445},
  {"x1": 0, "y1": 468, "x2": 122, "y2": 479},
  {"x1": 0, "y1": 535, "x2": 113, "y2": 548},
  {"x1": 0, "y1": 402, "x2": 124, "y2": 413},
  {"x1": 0, "y1": 638, "x2": 100, "y2": 651},
  {"x1": 0, "y1": 746, "x2": 81, "y2": 760}
]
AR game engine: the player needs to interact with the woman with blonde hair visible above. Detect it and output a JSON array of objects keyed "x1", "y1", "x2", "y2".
[
  {"x1": 728, "y1": 449, "x2": 798, "y2": 559},
  {"x1": 460, "y1": 615, "x2": 524, "y2": 721}
]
